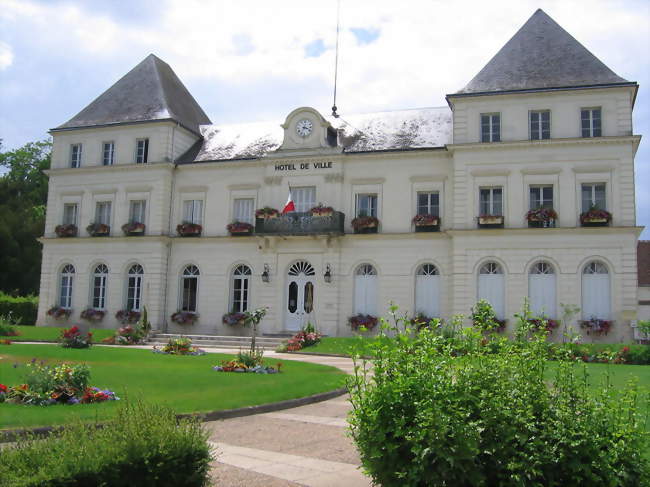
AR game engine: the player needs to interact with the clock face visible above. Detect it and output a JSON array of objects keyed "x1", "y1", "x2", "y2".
[{"x1": 296, "y1": 118, "x2": 313, "y2": 137}]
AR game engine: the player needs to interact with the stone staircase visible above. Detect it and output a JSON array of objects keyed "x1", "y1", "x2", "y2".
[{"x1": 147, "y1": 332, "x2": 290, "y2": 350}]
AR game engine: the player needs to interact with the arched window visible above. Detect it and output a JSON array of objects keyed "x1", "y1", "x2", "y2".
[
  {"x1": 582, "y1": 261, "x2": 610, "y2": 319},
  {"x1": 181, "y1": 265, "x2": 200, "y2": 312},
  {"x1": 354, "y1": 264, "x2": 377, "y2": 315},
  {"x1": 59, "y1": 264, "x2": 75, "y2": 309},
  {"x1": 528, "y1": 261, "x2": 556, "y2": 318},
  {"x1": 92, "y1": 264, "x2": 109, "y2": 310},
  {"x1": 478, "y1": 261, "x2": 505, "y2": 319},
  {"x1": 415, "y1": 264, "x2": 440, "y2": 318},
  {"x1": 126, "y1": 264, "x2": 144, "y2": 311},
  {"x1": 231, "y1": 265, "x2": 252, "y2": 312}
]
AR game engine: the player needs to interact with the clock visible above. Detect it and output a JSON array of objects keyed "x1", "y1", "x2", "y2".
[{"x1": 296, "y1": 118, "x2": 313, "y2": 137}]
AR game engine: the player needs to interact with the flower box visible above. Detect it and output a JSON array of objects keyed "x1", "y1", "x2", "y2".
[
  {"x1": 310, "y1": 205, "x2": 334, "y2": 217},
  {"x1": 412, "y1": 214, "x2": 440, "y2": 232},
  {"x1": 526, "y1": 208, "x2": 557, "y2": 228},
  {"x1": 222, "y1": 311, "x2": 247, "y2": 326},
  {"x1": 80, "y1": 308, "x2": 105, "y2": 322},
  {"x1": 580, "y1": 208, "x2": 612, "y2": 227},
  {"x1": 528, "y1": 318, "x2": 560, "y2": 332},
  {"x1": 255, "y1": 207, "x2": 279, "y2": 219},
  {"x1": 351, "y1": 216, "x2": 379, "y2": 234},
  {"x1": 121, "y1": 222, "x2": 146, "y2": 236},
  {"x1": 115, "y1": 309, "x2": 141, "y2": 324},
  {"x1": 86, "y1": 223, "x2": 110, "y2": 237},
  {"x1": 55, "y1": 224, "x2": 78, "y2": 238},
  {"x1": 47, "y1": 306, "x2": 71, "y2": 319},
  {"x1": 477, "y1": 215, "x2": 504, "y2": 227},
  {"x1": 227, "y1": 221, "x2": 254, "y2": 236},
  {"x1": 176, "y1": 222, "x2": 202, "y2": 237},
  {"x1": 349, "y1": 314, "x2": 378, "y2": 331},
  {"x1": 579, "y1": 318, "x2": 613, "y2": 335},
  {"x1": 171, "y1": 311, "x2": 199, "y2": 325}
]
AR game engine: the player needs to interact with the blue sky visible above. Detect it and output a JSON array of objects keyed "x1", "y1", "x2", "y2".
[{"x1": 0, "y1": 0, "x2": 648, "y2": 237}]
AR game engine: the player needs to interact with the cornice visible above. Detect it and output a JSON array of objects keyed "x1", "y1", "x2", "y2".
[
  {"x1": 446, "y1": 135, "x2": 641, "y2": 153},
  {"x1": 39, "y1": 235, "x2": 172, "y2": 244},
  {"x1": 45, "y1": 162, "x2": 175, "y2": 177},
  {"x1": 447, "y1": 226, "x2": 643, "y2": 238}
]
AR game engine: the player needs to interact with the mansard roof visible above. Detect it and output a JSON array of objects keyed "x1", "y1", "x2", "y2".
[
  {"x1": 54, "y1": 54, "x2": 211, "y2": 135},
  {"x1": 177, "y1": 107, "x2": 451, "y2": 163},
  {"x1": 455, "y1": 9, "x2": 631, "y2": 96}
]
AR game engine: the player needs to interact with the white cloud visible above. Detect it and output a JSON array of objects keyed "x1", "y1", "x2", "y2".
[{"x1": 0, "y1": 41, "x2": 13, "y2": 70}]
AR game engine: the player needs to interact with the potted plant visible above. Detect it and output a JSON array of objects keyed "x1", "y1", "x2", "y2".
[
  {"x1": 310, "y1": 204, "x2": 334, "y2": 217},
  {"x1": 579, "y1": 317, "x2": 613, "y2": 335},
  {"x1": 525, "y1": 208, "x2": 557, "y2": 228},
  {"x1": 477, "y1": 215, "x2": 504, "y2": 227},
  {"x1": 349, "y1": 314, "x2": 378, "y2": 331},
  {"x1": 580, "y1": 207, "x2": 612, "y2": 227},
  {"x1": 47, "y1": 306, "x2": 72, "y2": 319},
  {"x1": 80, "y1": 308, "x2": 105, "y2": 322},
  {"x1": 176, "y1": 222, "x2": 202, "y2": 237},
  {"x1": 255, "y1": 207, "x2": 280, "y2": 219},
  {"x1": 55, "y1": 224, "x2": 78, "y2": 238},
  {"x1": 227, "y1": 221, "x2": 254, "y2": 236},
  {"x1": 412, "y1": 214, "x2": 440, "y2": 232},
  {"x1": 222, "y1": 311, "x2": 248, "y2": 326},
  {"x1": 121, "y1": 222, "x2": 146, "y2": 236},
  {"x1": 351, "y1": 213, "x2": 379, "y2": 234},
  {"x1": 115, "y1": 309, "x2": 142, "y2": 324},
  {"x1": 86, "y1": 222, "x2": 110, "y2": 236},
  {"x1": 170, "y1": 311, "x2": 199, "y2": 325}
]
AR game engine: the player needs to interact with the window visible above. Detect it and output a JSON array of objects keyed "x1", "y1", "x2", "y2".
[
  {"x1": 233, "y1": 198, "x2": 254, "y2": 224},
  {"x1": 91, "y1": 264, "x2": 108, "y2": 310},
  {"x1": 181, "y1": 265, "x2": 199, "y2": 312},
  {"x1": 481, "y1": 113, "x2": 500, "y2": 142},
  {"x1": 182, "y1": 200, "x2": 203, "y2": 224},
  {"x1": 582, "y1": 261, "x2": 610, "y2": 319},
  {"x1": 581, "y1": 108, "x2": 601, "y2": 138},
  {"x1": 529, "y1": 186, "x2": 553, "y2": 210},
  {"x1": 478, "y1": 262, "x2": 505, "y2": 319},
  {"x1": 354, "y1": 264, "x2": 377, "y2": 316},
  {"x1": 95, "y1": 201, "x2": 112, "y2": 225},
  {"x1": 135, "y1": 138, "x2": 149, "y2": 164},
  {"x1": 415, "y1": 264, "x2": 440, "y2": 318},
  {"x1": 129, "y1": 200, "x2": 146, "y2": 224},
  {"x1": 59, "y1": 264, "x2": 75, "y2": 309},
  {"x1": 417, "y1": 192, "x2": 439, "y2": 216},
  {"x1": 479, "y1": 187, "x2": 503, "y2": 215},
  {"x1": 530, "y1": 111, "x2": 550, "y2": 140},
  {"x1": 63, "y1": 203, "x2": 78, "y2": 225},
  {"x1": 356, "y1": 194, "x2": 378, "y2": 217},
  {"x1": 292, "y1": 187, "x2": 316, "y2": 213},
  {"x1": 70, "y1": 144, "x2": 82, "y2": 168},
  {"x1": 230, "y1": 265, "x2": 252, "y2": 312},
  {"x1": 102, "y1": 142, "x2": 114, "y2": 166},
  {"x1": 581, "y1": 183, "x2": 606, "y2": 211},
  {"x1": 529, "y1": 262, "x2": 556, "y2": 318},
  {"x1": 126, "y1": 264, "x2": 144, "y2": 312}
]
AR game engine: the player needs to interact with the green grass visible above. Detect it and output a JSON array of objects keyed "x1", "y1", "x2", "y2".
[
  {"x1": 0, "y1": 344, "x2": 346, "y2": 429},
  {"x1": 3, "y1": 325, "x2": 114, "y2": 342},
  {"x1": 299, "y1": 336, "x2": 372, "y2": 355}
]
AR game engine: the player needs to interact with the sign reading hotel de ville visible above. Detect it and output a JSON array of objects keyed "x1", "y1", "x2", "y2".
[{"x1": 274, "y1": 161, "x2": 334, "y2": 171}]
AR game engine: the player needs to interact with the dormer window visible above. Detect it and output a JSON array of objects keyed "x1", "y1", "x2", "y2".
[
  {"x1": 135, "y1": 138, "x2": 149, "y2": 164},
  {"x1": 70, "y1": 144, "x2": 82, "y2": 168},
  {"x1": 102, "y1": 142, "x2": 115, "y2": 166},
  {"x1": 581, "y1": 108, "x2": 601, "y2": 138},
  {"x1": 480, "y1": 114, "x2": 500, "y2": 142},
  {"x1": 530, "y1": 111, "x2": 550, "y2": 140}
]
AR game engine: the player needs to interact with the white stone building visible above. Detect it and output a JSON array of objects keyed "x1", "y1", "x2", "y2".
[{"x1": 37, "y1": 10, "x2": 643, "y2": 342}]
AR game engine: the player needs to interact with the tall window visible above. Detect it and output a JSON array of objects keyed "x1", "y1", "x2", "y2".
[
  {"x1": 95, "y1": 201, "x2": 112, "y2": 225},
  {"x1": 102, "y1": 142, "x2": 115, "y2": 166},
  {"x1": 63, "y1": 203, "x2": 78, "y2": 225},
  {"x1": 581, "y1": 108, "x2": 601, "y2": 138},
  {"x1": 292, "y1": 187, "x2": 316, "y2": 212},
  {"x1": 530, "y1": 111, "x2": 550, "y2": 140},
  {"x1": 354, "y1": 264, "x2": 377, "y2": 315},
  {"x1": 126, "y1": 264, "x2": 144, "y2": 312},
  {"x1": 129, "y1": 200, "x2": 146, "y2": 224},
  {"x1": 529, "y1": 261, "x2": 556, "y2": 318},
  {"x1": 479, "y1": 187, "x2": 503, "y2": 215},
  {"x1": 415, "y1": 264, "x2": 440, "y2": 318},
  {"x1": 135, "y1": 138, "x2": 149, "y2": 164},
  {"x1": 481, "y1": 113, "x2": 500, "y2": 142},
  {"x1": 233, "y1": 198, "x2": 254, "y2": 224},
  {"x1": 582, "y1": 261, "x2": 610, "y2": 319},
  {"x1": 181, "y1": 265, "x2": 200, "y2": 312},
  {"x1": 478, "y1": 262, "x2": 505, "y2": 319},
  {"x1": 91, "y1": 264, "x2": 109, "y2": 310},
  {"x1": 417, "y1": 192, "x2": 439, "y2": 216},
  {"x1": 356, "y1": 194, "x2": 378, "y2": 217},
  {"x1": 183, "y1": 200, "x2": 203, "y2": 224},
  {"x1": 231, "y1": 265, "x2": 252, "y2": 312},
  {"x1": 59, "y1": 264, "x2": 75, "y2": 309},
  {"x1": 581, "y1": 183, "x2": 606, "y2": 211},
  {"x1": 529, "y1": 186, "x2": 553, "y2": 210},
  {"x1": 70, "y1": 144, "x2": 82, "y2": 168}
]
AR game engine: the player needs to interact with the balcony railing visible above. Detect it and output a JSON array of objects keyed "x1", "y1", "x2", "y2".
[{"x1": 255, "y1": 211, "x2": 345, "y2": 236}]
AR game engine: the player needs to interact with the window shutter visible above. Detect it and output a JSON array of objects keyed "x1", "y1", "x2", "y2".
[
  {"x1": 529, "y1": 273, "x2": 556, "y2": 318},
  {"x1": 582, "y1": 273, "x2": 611, "y2": 319},
  {"x1": 354, "y1": 275, "x2": 366, "y2": 315},
  {"x1": 478, "y1": 273, "x2": 505, "y2": 319},
  {"x1": 183, "y1": 201, "x2": 193, "y2": 222},
  {"x1": 416, "y1": 274, "x2": 440, "y2": 317}
]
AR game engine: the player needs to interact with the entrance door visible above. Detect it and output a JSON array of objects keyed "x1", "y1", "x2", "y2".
[{"x1": 286, "y1": 261, "x2": 315, "y2": 331}]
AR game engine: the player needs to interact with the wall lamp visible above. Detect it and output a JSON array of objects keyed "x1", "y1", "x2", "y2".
[
  {"x1": 324, "y1": 264, "x2": 332, "y2": 283},
  {"x1": 261, "y1": 264, "x2": 270, "y2": 283}
]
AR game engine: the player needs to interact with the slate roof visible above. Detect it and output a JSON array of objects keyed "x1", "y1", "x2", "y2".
[
  {"x1": 639, "y1": 241, "x2": 650, "y2": 287},
  {"x1": 177, "y1": 107, "x2": 451, "y2": 163},
  {"x1": 53, "y1": 54, "x2": 211, "y2": 135},
  {"x1": 455, "y1": 9, "x2": 631, "y2": 95}
]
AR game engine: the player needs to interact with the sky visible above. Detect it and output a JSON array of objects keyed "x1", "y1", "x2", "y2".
[{"x1": 0, "y1": 0, "x2": 648, "y2": 236}]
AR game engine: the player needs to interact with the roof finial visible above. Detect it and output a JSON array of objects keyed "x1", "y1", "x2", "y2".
[{"x1": 331, "y1": 0, "x2": 341, "y2": 118}]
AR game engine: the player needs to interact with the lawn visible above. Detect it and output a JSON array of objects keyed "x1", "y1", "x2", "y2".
[
  {"x1": 298, "y1": 336, "x2": 373, "y2": 355},
  {"x1": 3, "y1": 325, "x2": 115, "y2": 343},
  {"x1": 0, "y1": 344, "x2": 346, "y2": 429}
]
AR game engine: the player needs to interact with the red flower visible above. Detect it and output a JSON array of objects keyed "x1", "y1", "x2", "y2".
[{"x1": 0, "y1": 384, "x2": 7, "y2": 393}]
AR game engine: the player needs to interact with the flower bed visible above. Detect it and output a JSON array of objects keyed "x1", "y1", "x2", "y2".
[
  {"x1": 255, "y1": 207, "x2": 279, "y2": 219},
  {"x1": 153, "y1": 336, "x2": 205, "y2": 356},
  {"x1": 86, "y1": 222, "x2": 110, "y2": 237},
  {"x1": 213, "y1": 361, "x2": 281, "y2": 374},
  {"x1": 349, "y1": 314, "x2": 378, "y2": 331},
  {"x1": 351, "y1": 216, "x2": 379, "y2": 234},
  {"x1": 525, "y1": 208, "x2": 557, "y2": 228},
  {"x1": 285, "y1": 329, "x2": 322, "y2": 352},
  {"x1": 226, "y1": 221, "x2": 254, "y2": 236},
  {"x1": 80, "y1": 308, "x2": 105, "y2": 322},
  {"x1": 102, "y1": 325, "x2": 145, "y2": 345},
  {"x1": 310, "y1": 204, "x2": 334, "y2": 217},
  {"x1": 579, "y1": 318, "x2": 613, "y2": 335},
  {"x1": 115, "y1": 309, "x2": 141, "y2": 324},
  {"x1": 580, "y1": 208, "x2": 612, "y2": 226},
  {"x1": 171, "y1": 310, "x2": 199, "y2": 325},
  {"x1": 121, "y1": 222, "x2": 146, "y2": 236},
  {"x1": 47, "y1": 306, "x2": 72, "y2": 319},
  {"x1": 222, "y1": 311, "x2": 247, "y2": 326},
  {"x1": 59, "y1": 326, "x2": 92, "y2": 348},
  {"x1": 54, "y1": 224, "x2": 78, "y2": 238},
  {"x1": 176, "y1": 222, "x2": 202, "y2": 237}
]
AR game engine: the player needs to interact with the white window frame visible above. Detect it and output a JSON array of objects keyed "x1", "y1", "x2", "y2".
[
  {"x1": 581, "y1": 183, "x2": 607, "y2": 212},
  {"x1": 126, "y1": 264, "x2": 144, "y2": 312},
  {"x1": 182, "y1": 199, "x2": 203, "y2": 225},
  {"x1": 479, "y1": 187, "x2": 503, "y2": 216},
  {"x1": 180, "y1": 265, "x2": 200, "y2": 313},
  {"x1": 91, "y1": 264, "x2": 109, "y2": 310},
  {"x1": 529, "y1": 185, "x2": 554, "y2": 210},
  {"x1": 529, "y1": 110, "x2": 550, "y2": 140},
  {"x1": 230, "y1": 264, "x2": 252, "y2": 313},
  {"x1": 59, "y1": 264, "x2": 75, "y2": 309},
  {"x1": 355, "y1": 193, "x2": 378, "y2": 218},
  {"x1": 581, "y1": 261, "x2": 611, "y2": 320},
  {"x1": 102, "y1": 141, "x2": 115, "y2": 166},
  {"x1": 233, "y1": 198, "x2": 255, "y2": 224},
  {"x1": 480, "y1": 113, "x2": 501, "y2": 143},
  {"x1": 70, "y1": 144, "x2": 82, "y2": 168},
  {"x1": 477, "y1": 261, "x2": 505, "y2": 319},
  {"x1": 416, "y1": 191, "x2": 440, "y2": 216},
  {"x1": 129, "y1": 200, "x2": 146, "y2": 224},
  {"x1": 528, "y1": 261, "x2": 556, "y2": 318},
  {"x1": 95, "y1": 201, "x2": 112, "y2": 225},
  {"x1": 354, "y1": 263, "x2": 378, "y2": 316},
  {"x1": 62, "y1": 203, "x2": 78, "y2": 225},
  {"x1": 291, "y1": 186, "x2": 316, "y2": 213},
  {"x1": 135, "y1": 138, "x2": 149, "y2": 164},
  {"x1": 415, "y1": 263, "x2": 440, "y2": 318},
  {"x1": 581, "y1": 107, "x2": 602, "y2": 138}
]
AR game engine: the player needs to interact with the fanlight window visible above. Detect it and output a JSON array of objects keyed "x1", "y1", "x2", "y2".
[
  {"x1": 127, "y1": 264, "x2": 144, "y2": 311},
  {"x1": 59, "y1": 264, "x2": 75, "y2": 309},
  {"x1": 528, "y1": 261, "x2": 556, "y2": 318},
  {"x1": 231, "y1": 264, "x2": 252, "y2": 313},
  {"x1": 415, "y1": 263, "x2": 440, "y2": 318},
  {"x1": 417, "y1": 264, "x2": 439, "y2": 276},
  {"x1": 92, "y1": 264, "x2": 109, "y2": 310},
  {"x1": 582, "y1": 260, "x2": 610, "y2": 320},
  {"x1": 479, "y1": 262, "x2": 503, "y2": 275},
  {"x1": 477, "y1": 261, "x2": 505, "y2": 319},
  {"x1": 356, "y1": 264, "x2": 377, "y2": 276},
  {"x1": 531, "y1": 262, "x2": 554, "y2": 275},
  {"x1": 583, "y1": 262, "x2": 608, "y2": 274},
  {"x1": 289, "y1": 261, "x2": 315, "y2": 276},
  {"x1": 181, "y1": 265, "x2": 200, "y2": 312},
  {"x1": 354, "y1": 263, "x2": 377, "y2": 315}
]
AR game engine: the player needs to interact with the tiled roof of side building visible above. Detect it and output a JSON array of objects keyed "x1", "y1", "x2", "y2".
[
  {"x1": 454, "y1": 9, "x2": 631, "y2": 95},
  {"x1": 53, "y1": 54, "x2": 211, "y2": 135},
  {"x1": 638, "y1": 241, "x2": 650, "y2": 287},
  {"x1": 176, "y1": 107, "x2": 452, "y2": 163}
]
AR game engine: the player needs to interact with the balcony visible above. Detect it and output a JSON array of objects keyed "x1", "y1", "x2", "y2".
[{"x1": 255, "y1": 211, "x2": 345, "y2": 236}]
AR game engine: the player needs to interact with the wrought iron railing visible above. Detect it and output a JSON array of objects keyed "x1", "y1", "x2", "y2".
[{"x1": 255, "y1": 211, "x2": 345, "y2": 236}]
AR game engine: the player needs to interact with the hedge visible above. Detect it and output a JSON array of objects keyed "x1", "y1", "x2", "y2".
[
  {"x1": 0, "y1": 401, "x2": 213, "y2": 486},
  {"x1": 0, "y1": 292, "x2": 38, "y2": 326}
]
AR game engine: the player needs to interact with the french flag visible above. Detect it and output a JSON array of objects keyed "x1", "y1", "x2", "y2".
[{"x1": 282, "y1": 190, "x2": 295, "y2": 214}]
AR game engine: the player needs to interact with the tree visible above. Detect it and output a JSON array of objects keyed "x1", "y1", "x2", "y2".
[{"x1": 0, "y1": 139, "x2": 51, "y2": 295}]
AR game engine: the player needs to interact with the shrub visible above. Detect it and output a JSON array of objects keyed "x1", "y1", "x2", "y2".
[
  {"x1": 0, "y1": 401, "x2": 212, "y2": 486},
  {"x1": 348, "y1": 307, "x2": 650, "y2": 486},
  {"x1": 471, "y1": 299, "x2": 505, "y2": 332},
  {"x1": 0, "y1": 313, "x2": 20, "y2": 336},
  {"x1": 59, "y1": 325, "x2": 92, "y2": 348},
  {"x1": 154, "y1": 336, "x2": 205, "y2": 356},
  {"x1": 0, "y1": 292, "x2": 38, "y2": 326}
]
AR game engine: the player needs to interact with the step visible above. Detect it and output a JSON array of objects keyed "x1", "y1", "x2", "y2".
[{"x1": 147, "y1": 334, "x2": 286, "y2": 348}]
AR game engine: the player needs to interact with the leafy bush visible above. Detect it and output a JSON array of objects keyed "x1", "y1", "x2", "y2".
[
  {"x1": 0, "y1": 401, "x2": 213, "y2": 486},
  {"x1": 153, "y1": 336, "x2": 205, "y2": 356},
  {"x1": 0, "y1": 313, "x2": 20, "y2": 336},
  {"x1": 348, "y1": 307, "x2": 650, "y2": 486},
  {"x1": 470, "y1": 299, "x2": 506, "y2": 332},
  {"x1": 0, "y1": 292, "x2": 38, "y2": 326}
]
